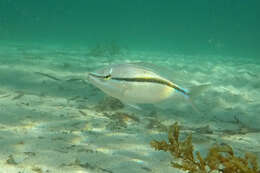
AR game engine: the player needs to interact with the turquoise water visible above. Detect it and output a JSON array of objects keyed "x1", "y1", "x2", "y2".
[
  {"x1": 0, "y1": 1, "x2": 259, "y2": 173},
  {"x1": 1, "y1": 0, "x2": 259, "y2": 57}
]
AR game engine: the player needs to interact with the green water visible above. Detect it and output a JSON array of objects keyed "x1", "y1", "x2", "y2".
[
  {"x1": 0, "y1": 1, "x2": 260, "y2": 173},
  {"x1": 1, "y1": 0, "x2": 259, "y2": 57}
]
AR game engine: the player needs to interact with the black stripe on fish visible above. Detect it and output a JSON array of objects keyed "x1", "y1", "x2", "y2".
[
  {"x1": 89, "y1": 73, "x2": 188, "y2": 95},
  {"x1": 89, "y1": 73, "x2": 112, "y2": 80},
  {"x1": 112, "y1": 77, "x2": 188, "y2": 95}
]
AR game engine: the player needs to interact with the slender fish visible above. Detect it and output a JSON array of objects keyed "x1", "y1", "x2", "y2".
[{"x1": 87, "y1": 63, "x2": 191, "y2": 104}]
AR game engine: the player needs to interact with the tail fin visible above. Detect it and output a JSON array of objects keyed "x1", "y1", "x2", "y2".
[
  {"x1": 187, "y1": 84, "x2": 210, "y2": 100},
  {"x1": 183, "y1": 84, "x2": 211, "y2": 115}
]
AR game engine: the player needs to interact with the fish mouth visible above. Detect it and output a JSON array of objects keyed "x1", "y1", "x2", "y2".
[
  {"x1": 87, "y1": 72, "x2": 95, "y2": 81},
  {"x1": 89, "y1": 72, "x2": 104, "y2": 78},
  {"x1": 87, "y1": 72, "x2": 108, "y2": 85},
  {"x1": 87, "y1": 72, "x2": 97, "y2": 80},
  {"x1": 87, "y1": 73, "x2": 100, "y2": 85},
  {"x1": 88, "y1": 72, "x2": 112, "y2": 80}
]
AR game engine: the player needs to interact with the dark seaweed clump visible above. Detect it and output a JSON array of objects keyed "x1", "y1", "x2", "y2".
[
  {"x1": 105, "y1": 112, "x2": 140, "y2": 131},
  {"x1": 95, "y1": 97, "x2": 124, "y2": 111},
  {"x1": 150, "y1": 122, "x2": 259, "y2": 173}
]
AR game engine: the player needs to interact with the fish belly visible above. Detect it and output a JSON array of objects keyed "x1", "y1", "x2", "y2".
[{"x1": 118, "y1": 82, "x2": 174, "y2": 104}]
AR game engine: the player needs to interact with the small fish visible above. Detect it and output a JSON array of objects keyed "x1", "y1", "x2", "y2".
[
  {"x1": 87, "y1": 63, "x2": 206, "y2": 107},
  {"x1": 34, "y1": 72, "x2": 61, "y2": 81}
]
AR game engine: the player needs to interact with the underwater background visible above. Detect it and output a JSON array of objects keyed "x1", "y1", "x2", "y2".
[
  {"x1": 1, "y1": 0, "x2": 260, "y2": 57},
  {"x1": 0, "y1": 0, "x2": 260, "y2": 173}
]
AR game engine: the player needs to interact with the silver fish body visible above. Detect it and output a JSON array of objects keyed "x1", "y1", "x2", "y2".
[{"x1": 88, "y1": 63, "x2": 188, "y2": 104}]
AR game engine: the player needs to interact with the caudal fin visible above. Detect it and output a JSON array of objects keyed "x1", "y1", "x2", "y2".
[
  {"x1": 185, "y1": 84, "x2": 211, "y2": 115},
  {"x1": 187, "y1": 84, "x2": 211, "y2": 99}
]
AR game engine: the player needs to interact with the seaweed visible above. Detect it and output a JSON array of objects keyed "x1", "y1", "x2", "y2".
[
  {"x1": 104, "y1": 112, "x2": 139, "y2": 131},
  {"x1": 31, "y1": 167, "x2": 43, "y2": 173},
  {"x1": 111, "y1": 112, "x2": 140, "y2": 123},
  {"x1": 105, "y1": 115, "x2": 128, "y2": 131},
  {"x1": 146, "y1": 119, "x2": 168, "y2": 132},
  {"x1": 95, "y1": 96, "x2": 124, "y2": 111},
  {"x1": 6, "y1": 155, "x2": 18, "y2": 165},
  {"x1": 150, "y1": 122, "x2": 260, "y2": 173},
  {"x1": 24, "y1": 151, "x2": 36, "y2": 157}
]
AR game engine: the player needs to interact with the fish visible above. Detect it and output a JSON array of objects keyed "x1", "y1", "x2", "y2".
[
  {"x1": 87, "y1": 63, "x2": 202, "y2": 106},
  {"x1": 34, "y1": 72, "x2": 61, "y2": 81}
]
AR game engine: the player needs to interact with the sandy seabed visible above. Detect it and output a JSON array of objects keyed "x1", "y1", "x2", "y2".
[{"x1": 0, "y1": 42, "x2": 259, "y2": 173}]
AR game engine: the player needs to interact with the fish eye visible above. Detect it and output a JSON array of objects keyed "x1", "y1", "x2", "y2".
[
  {"x1": 103, "y1": 68, "x2": 113, "y2": 80},
  {"x1": 103, "y1": 74, "x2": 112, "y2": 80}
]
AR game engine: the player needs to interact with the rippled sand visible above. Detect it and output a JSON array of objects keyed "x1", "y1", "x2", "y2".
[{"x1": 0, "y1": 42, "x2": 259, "y2": 173}]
